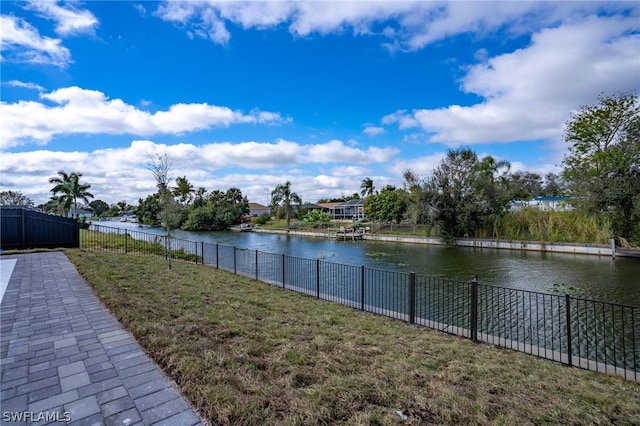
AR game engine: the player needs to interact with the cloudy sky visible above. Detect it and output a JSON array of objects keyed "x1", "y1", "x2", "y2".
[{"x1": 1, "y1": 1, "x2": 639, "y2": 206}]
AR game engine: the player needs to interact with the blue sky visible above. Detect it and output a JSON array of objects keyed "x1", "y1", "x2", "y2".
[{"x1": 1, "y1": 1, "x2": 639, "y2": 206}]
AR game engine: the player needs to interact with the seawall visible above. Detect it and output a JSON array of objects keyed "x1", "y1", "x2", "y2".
[{"x1": 252, "y1": 227, "x2": 640, "y2": 258}]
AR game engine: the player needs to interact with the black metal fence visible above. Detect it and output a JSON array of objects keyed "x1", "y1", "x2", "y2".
[
  {"x1": 0, "y1": 206, "x2": 80, "y2": 250},
  {"x1": 83, "y1": 224, "x2": 640, "y2": 382}
]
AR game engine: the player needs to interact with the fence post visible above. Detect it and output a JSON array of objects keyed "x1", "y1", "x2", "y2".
[
  {"x1": 234, "y1": 247, "x2": 237, "y2": 275},
  {"x1": 215, "y1": 243, "x2": 219, "y2": 269},
  {"x1": 124, "y1": 230, "x2": 128, "y2": 254},
  {"x1": 74, "y1": 220, "x2": 80, "y2": 248},
  {"x1": 361, "y1": 265, "x2": 365, "y2": 311},
  {"x1": 201, "y1": 241, "x2": 204, "y2": 264},
  {"x1": 470, "y1": 275, "x2": 479, "y2": 342},
  {"x1": 255, "y1": 250, "x2": 259, "y2": 281},
  {"x1": 21, "y1": 208, "x2": 26, "y2": 248},
  {"x1": 565, "y1": 294, "x2": 573, "y2": 367},
  {"x1": 409, "y1": 272, "x2": 416, "y2": 324},
  {"x1": 282, "y1": 253, "x2": 286, "y2": 288},
  {"x1": 316, "y1": 258, "x2": 320, "y2": 299}
]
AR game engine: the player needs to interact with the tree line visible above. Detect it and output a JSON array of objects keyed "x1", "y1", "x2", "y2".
[
  {"x1": 134, "y1": 154, "x2": 250, "y2": 231},
  {"x1": 2, "y1": 93, "x2": 637, "y2": 243},
  {"x1": 361, "y1": 93, "x2": 639, "y2": 244},
  {"x1": 362, "y1": 150, "x2": 568, "y2": 242}
]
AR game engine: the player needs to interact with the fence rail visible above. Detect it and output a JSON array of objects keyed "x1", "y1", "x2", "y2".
[{"x1": 82, "y1": 224, "x2": 639, "y2": 381}]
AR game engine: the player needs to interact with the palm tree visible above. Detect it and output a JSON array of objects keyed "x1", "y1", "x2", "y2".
[
  {"x1": 193, "y1": 187, "x2": 208, "y2": 208},
  {"x1": 173, "y1": 176, "x2": 195, "y2": 205},
  {"x1": 40, "y1": 195, "x2": 68, "y2": 216},
  {"x1": 477, "y1": 156, "x2": 510, "y2": 181},
  {"x1": 271, "y1": 181, "x2": 301, "y2": 228},
  {"x1": 226, "y1": 187, "x2": 243, "y2": 206},
  {"x1": 208, "y1": 190, "x2": 225, "y2": 208},
  {"x1": 360, "y1": 177, "x2": 375, "y2": 198},
  {"x1": 48, "y1": 171, "x2": 94, "y2": 218}
]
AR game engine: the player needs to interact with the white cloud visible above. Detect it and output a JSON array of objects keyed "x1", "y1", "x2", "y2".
[
  {"x1": 0, "y1": 15, "x2": 71, "y2": 67},
  {"x1": 0, "y1": 139, "x2": 399, "y2": 205},
  {"x1": 306, "y1": 140, "x2": 398, "y2": 164},
  {"x1": 385, "y1": 15, "x2": 640, "y2": 147},
  {"x1": 154, "y1": 1, "x2": 420, "y2": 45},
  {"x1": 0, "y1": 86, "x2": 291, "y2": 148},
  {"x1": 331, "y1": 166, "x2": 370, "y2": 177},
  {"x1": 152, "y1": 1, "x2": 634, "y2": 51},
  {"x1": 386, "y1": 153, "x2": 446, "y2": 177},
  {"x1": 3, "y1": 80, "x2": 45, "y2": 92},
  {"x1": 24, "y1": 0, "x2": 98, "y2": 36},
  {"x1": 134, "y1": 4, "x2": 147, "y2": 17},
  {"x1": 382, "y1": 110, "x2": 419, "y2": 129},
  {"x1": 363, "y1": 126, "x2": 385, "y2": 137}
]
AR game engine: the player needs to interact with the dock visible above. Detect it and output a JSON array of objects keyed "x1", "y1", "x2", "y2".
[{"x1": 329, "y1": 227, "x2": 364, "y2": 241}]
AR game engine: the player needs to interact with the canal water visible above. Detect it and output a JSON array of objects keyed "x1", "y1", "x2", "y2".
[{"x1": 99, "y1": 221, "x2": 640, "y2": 306}]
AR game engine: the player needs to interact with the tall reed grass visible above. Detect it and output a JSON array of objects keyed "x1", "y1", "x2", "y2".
[{"x1": 495, "y1": 207, "x2": 612, "y2": 244}]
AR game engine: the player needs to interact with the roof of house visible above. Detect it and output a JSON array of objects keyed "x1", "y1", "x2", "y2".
[
  {"x1": 534, "y1": 196, "x2": 567, "y2": 202},
  {"x1": 299, "y1": 203, "x2": 324, "y2": 209},
  {"x1": 335, "y1": 199, "x2": 365, "y2": 207},
  {"x1": 316, "y1": 202, "x2": 340, "y2": 209},
  {"x1": 70, "y1": 207, "x2": 92, "y2": 215}
]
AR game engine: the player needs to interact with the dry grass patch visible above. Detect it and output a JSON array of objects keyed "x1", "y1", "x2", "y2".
[{"x1": 66, "y1": 249, "x2": 639, "y2": 425}]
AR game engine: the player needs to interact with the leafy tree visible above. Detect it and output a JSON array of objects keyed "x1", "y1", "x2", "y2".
[
  {"x1": 252, "y1": 212, "x2": 271, "y2": 225},
  {"x1": 0, "y1": 190, "x2": 34, "y2": 206},
  {"x1": 542, "y1": 173, "x2": 567, "y2": 197},
  {"x1": 103, "y1": 204, "x2": 120, "y2": 218},
  {"x1": 509, "y1": 172, "x2": 543, "y2": 200},
  {"x1": 562, "y1": 93, "x2": 640, "y2": 242},
  {"x1": 428, "y1": 148, "x2": 483, "y2": 241},
  {"x1": 116, "y1": 200, "x2": 132, "y2": 212},
  {"x1": 303, "y1": 209, "x2": 332, "y2": 225},
  {"x1": 271, "y1": 181, "x2": 301, "y2": 228},
  {"x1": 48, "y1": 171, "x2": 94, "y2": 218},
  {"x1": 316, "y1": 194, "x2": 360, "y2": 203},
  {"x1": 402, "y1": 169, "x2": 436, "y2": 230},
  {"x1": 88, "y1": 199, "x2": 110, "y2": 217},
  {"x1": 182, "y1": 203, "x2": 238, "y2": 231},
  {"x1": 182, "y1": 187, "x2": 249, "y2": 231},
  {"x1": 360, "y1": 177, "x2": 376, "y2": 198},
  {"x1": 476, "y1": 156, "x2": 511, "y2": 237},
  {"x1": 136, "y1": 194, "x2": 162, "y2": 225},
  {"x1": 363, "y1": 185, "x2": 407, "y2": 224}
]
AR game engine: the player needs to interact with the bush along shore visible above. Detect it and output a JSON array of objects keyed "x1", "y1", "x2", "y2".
[{"x1": 66, "y1": 249, "x2": 640, "y2": 425}]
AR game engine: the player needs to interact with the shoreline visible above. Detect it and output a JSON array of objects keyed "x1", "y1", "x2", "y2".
[{"x1": 252, "y1": 227, "x2": 640, "y2": 258}]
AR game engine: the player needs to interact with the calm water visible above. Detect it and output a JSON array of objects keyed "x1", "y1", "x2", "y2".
[{"x1": 99, "y1": 222, "x2": 640, "y2": 306}]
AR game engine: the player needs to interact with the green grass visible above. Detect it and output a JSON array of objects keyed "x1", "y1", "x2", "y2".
[
  {"x1": 66, "y1": 249, "x2": 639, "y2": 425},
  {"x1": 80, "y1": 229, "x2": 199, "y2": 262}
]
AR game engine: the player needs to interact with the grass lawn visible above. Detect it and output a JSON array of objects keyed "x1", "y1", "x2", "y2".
[{"x1": 66, "y1": 249, "x2": 640, "y2": 425}]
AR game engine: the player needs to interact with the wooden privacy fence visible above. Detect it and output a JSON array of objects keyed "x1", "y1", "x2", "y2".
[{"x1": 0, "y1": 206, "x2": 80, "y2": 250}]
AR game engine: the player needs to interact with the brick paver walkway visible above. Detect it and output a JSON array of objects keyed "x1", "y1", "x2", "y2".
[{"x1": 0, "y1": 252, "x2": 204, "y2": 425}]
